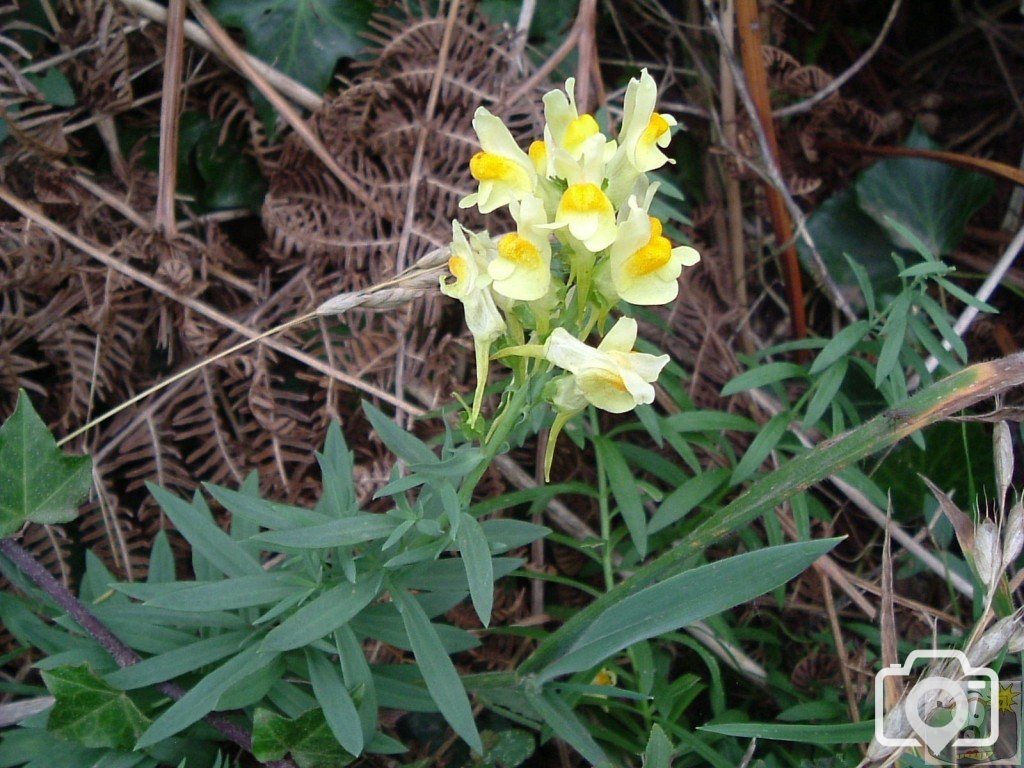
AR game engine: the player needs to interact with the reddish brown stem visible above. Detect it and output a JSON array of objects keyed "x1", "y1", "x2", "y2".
[{"x1": 735, "y1": 0, "x2": 808, "y2": 351}]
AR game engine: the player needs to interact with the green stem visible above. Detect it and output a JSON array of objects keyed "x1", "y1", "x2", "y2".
[
  {"x1": 520, "y1": 356, "x2": 1024, "y2": 675},
  {"x1": 459, "y1": 377, "x2": 534, "y2": 505},
  {"x1": 590, "y1": 410, "x2": 615, "y2": 591}
]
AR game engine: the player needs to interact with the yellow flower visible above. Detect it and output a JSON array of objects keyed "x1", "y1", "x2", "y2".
[
  {"x1": 553, "y1": 135, "x2": 617, "y2": 252},
  {"x1": 543, "y1": 78, "x2": 604, "y2": 159},
  {"x1": 460, "y1": 107, "x2": 536, "y2": 214},
  {"x1": 441, "y1": 223, "x2": 507, "y2": 425},
  {"x1": 609, "y1": 197, "x2": 700, "y2": 305},
  {"x1": 618, "y1": 68, "x2": 677, "y2": 173},
  {"x1": 544, "y1": 317, "x2": 669, "y2": 413},
  {"x1": 488, "y1": 195, "x2": 552, "y2": 301}
]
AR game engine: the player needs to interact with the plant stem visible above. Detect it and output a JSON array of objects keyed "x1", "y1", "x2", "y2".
[
  {"x1": 0, "y1": 538, "x2": 294, "y2": 768},
  {"x1": 590, "y1": 411, "x2": 615, "y2": 591}
]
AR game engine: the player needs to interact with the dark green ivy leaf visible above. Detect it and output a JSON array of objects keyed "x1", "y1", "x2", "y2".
[
  {"x1": 41, "y1": 664, "x2": 149, "y2": 751},
  {"x1": 207, "y1": 0, "x2": 376, "y2": 94},
  {"x1": 0, "y1": 390, "x2": 92, "y2": 537},
  {"x1": 252, "y1": 707, "x2": 355, "y2": 768}
]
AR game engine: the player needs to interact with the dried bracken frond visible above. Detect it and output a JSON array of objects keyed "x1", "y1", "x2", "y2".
[
  {"x1": 0, "y1": 54, "x2": 70, "y2": 158},
  {"x1": 57, "y1": 0, "x2": 133, "y2": 115},
  {"x1": 13, "y1": 523, "x2": 73, "y2": 590},
  {"x1": 77, "y1": 471, "x2": 149, "y2": 581},
  {"x1": 263, "y1": 0, "x2": 545, "y2": 408}
]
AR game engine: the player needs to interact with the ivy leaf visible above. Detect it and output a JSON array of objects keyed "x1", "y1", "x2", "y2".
[
  {"x1": 41, "y1": 664, "x2": 149, "y2": 751},
  {"x1": 252, "y1": 707, "x2": 355, "y2": 768},
  {"x1": 0, "y1": 390, "x2": 92, "y2": 537},
  {"x1": 856, "y1": 123, "x2": 994, "y2": 256},
  {"x1": 207, "y1": 0, "x2": 376, "y2": 94}
]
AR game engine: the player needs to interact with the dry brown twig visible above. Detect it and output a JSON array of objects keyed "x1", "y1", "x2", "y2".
[
  {"x1": 155, "y1": 0, "x2": 186, "y2": 235},
  {"x1": 772, "y1": 0, "x2": 902, "y2": 119},
  {"x1": 700, "y1": 0, "x2": 860, "y2": 324},
  {"x1": 115, "y1": 0, "x2": 321, "y2": 110}
]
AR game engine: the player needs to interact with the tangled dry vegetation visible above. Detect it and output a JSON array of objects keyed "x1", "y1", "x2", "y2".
[
  {"x1": 0, "y1": 0, "x2": 556, "y2": 586},
  {"x1": 2, "y1": 5, "x2": 1023, "y2": 756}
]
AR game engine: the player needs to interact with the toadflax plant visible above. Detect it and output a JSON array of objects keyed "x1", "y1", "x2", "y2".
[
  {"x1": 13, "y1": 68, "x2": 1024, "y2": 768},
  {"x1": 441, "y1": 69, "x2": 700, "y2": 478}
]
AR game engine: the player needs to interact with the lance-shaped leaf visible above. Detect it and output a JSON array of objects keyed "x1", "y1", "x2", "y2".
[
  {"x1": 523, "y1": 354, "x2": 1024, "y2": 674},
  {"x1": 537, "y1": 538, "x2": 840, "y2": 682},
  {"x1": 0, "y1": 390, "x2": 92, "y2": 537}
]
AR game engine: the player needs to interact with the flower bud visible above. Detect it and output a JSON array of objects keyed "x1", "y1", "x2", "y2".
[
  {"x1": 1004, "y1": 499, "x2": 1024, "y2": 568},
  {"x1": 974, "y1": 519, "x2": 1001, "y2": 591},
  {"x1": 995, "y1": 421, "x2": 1014, "y2": 514},
  {"x1": 1008, "y1": 626, "x2": 1024, "y2": 654},
  {"x1": 968, "y1": 614, "x2": 1021, "y2": 668}
]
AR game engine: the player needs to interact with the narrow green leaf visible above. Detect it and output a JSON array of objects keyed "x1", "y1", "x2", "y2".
[
  {"x1": 935, "y1": 276, "x2": 997, "y2": 313},
  {"x1": 478, "y1": 519, "x2": 550, "y2": 553},
  {"x1": 595, "y1": 437, "x2": 647, "y2": 558},
  {"x1": 42, "y1": 664, "x2": 149, "y2": 750},
  {"x1": 252, "y1": 707, "x2": 355, "y2": 768},
  {"x1": 306, "y1": 649, "x2": 364, "y2": 755},
  {"x1": 206, "y1": 483, "x2": 328, "y2": 529},
  {"x1": 721, "y1": 362, "x2": 807, "y2": 396},
  {"x1": 335, "y1": 626, "x2": 378, "y2": 744},
  {"x1": 147, "y1": 484, "x2": 262, "y2": 577},
  {"x1": 0, "y1": 390, "x2": 92, "y2": 536},
  {"x1": 731, "y1": 411, "x2": 790, "y2": 484},
  {"x1": 538, "y1": 538, "x2": 840, "y2": 682},
  {"x1": 908, "y1": 314, "x2": 960, "y2": 374},
  {"x1": 251, "y1": 514, "x2": 398, "y2": 550},
  {"x1": 643, "y1": 724, "x2": 673, "y2": 768},
  {"x1": 844, "y1": 253, "x2": 876, "y2": 313},
  {"x1": 662, "y1": 411, "x2": 758, "y2": 433},
  {"x1": 635, "y1": 404, "x2": 663, "y2": 447},
  {"x1": 263, "y1": 573, "x2": 382, "y2": 651},
  {"x1": 522, "y1": 359, "x2": 1019, "y2": 676},
  {"x1": 458, "y1": 513, "x2": 494, "y2": 626},
  {"x1": 394, "y1": 589, "x2": 482, "y2": 753},
  {"x1": 809, "y1": 320, "x2": 871, "y2": 375},
  {"x1": 136, "y1": 646, "x2": 270, "y2": 747},
  {"x1": 875, "y1": 294, "x2": 911, "y2": 387},
  {"x1": 648, "y1": 469, "x2": 729, "y2": 534},
  {"x1": 804, "y1": 358, "x2": 849, "y2": 428},
  {"x1": 699, "y1": 719, "x2": 875, "y2": 744},
  {"x1": 317, "y1": 421, "x2": 356, "y2": 516},
  {"x1": 105, "y1": 629, "x2": 248, "y2": 690},
  {"x1": 147, "y1": 529, "x2": 175, "y2": 584},
  {"x1": 142, "y1": 575, "x2": 301, "y2": 611},
  {"x1": 917, "y1": 293, "x2": 968, "y2": 361},
  {"x1": 362, "y1": 401, "x2": 437, "y2": 465},
  {"x1": 525, "y1": 690, "x2": 609, "y2": 767}
]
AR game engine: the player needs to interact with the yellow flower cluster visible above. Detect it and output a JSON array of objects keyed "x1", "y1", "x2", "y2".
[{"x1": 440, "y1": 70, "x2": 700, "y2": 463}]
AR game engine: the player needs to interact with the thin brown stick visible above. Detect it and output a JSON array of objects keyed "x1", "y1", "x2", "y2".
[
  {"x1": 701, "y1": 1, "x2": 858, "y2": 324},
  {"x1": 390, "y1": 0, "x2": 462, "y2": 422},
  {"x1": 185, "y1": 0, "x2": 384, "y2": 217},
  {"x1": 821, "y1": 140, "x2": 1024, "y2": 187},
  {"x1": 0, "y1": 186, "x2": 423, "y2": 416},
  {"x1": 772, "y1": 0, "x2": 901, "y2": 119},
  {"x1": 776, "y1": 508, "x2": 877, "y2": 619},
  {"x1": 734, "y1": 0, "x2": 807, "y2": 350},
  {"x1": 719, "y1": 0, "x2": 749, "y2": 314},
  {"x1": 819, "y1": 572, "x2": 861, "y2": 724},
  {"x1": 155, "y1": 0, "x2": 187, "y2": 235},
  {"x1": 116, "y1": 0, "x2": 321, "y2": 111}
]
